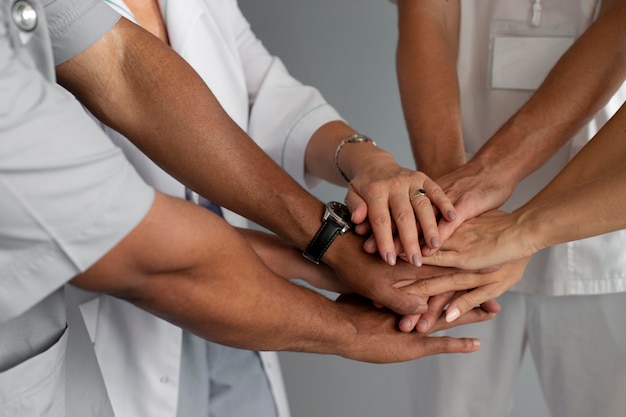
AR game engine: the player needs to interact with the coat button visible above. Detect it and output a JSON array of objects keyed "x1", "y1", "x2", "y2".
[{"x1": 12, "y1": 0, "x2": 38, "y2": 32}]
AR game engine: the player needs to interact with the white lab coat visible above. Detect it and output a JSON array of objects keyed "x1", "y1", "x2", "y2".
[{"x1": 80, "y1": 1, "x2": 343, "y2": 416}]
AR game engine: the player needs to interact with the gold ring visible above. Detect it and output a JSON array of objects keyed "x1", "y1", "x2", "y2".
[{"x1": 410, "y1": 189, "x2": 427, "y2": 200}]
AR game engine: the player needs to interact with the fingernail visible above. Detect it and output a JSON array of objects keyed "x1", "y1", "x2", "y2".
[
  {"x1": 412, "y1": 254, "x2": 422, "y2": 267},
  {"x1": 386, "y1": 252, "x2": 396, "y2": 266},
  {"x1": 416, "y1": 319, "x2": 429, "y2": 333},
  {"x1": 430, "y1": 236, "x2": 440, "y2": 247},
  {"x1": 473, "y1": 339, "x2": 481, "y2": 348},
  {"x1": 399, "y1": 318, "x2": 413, "y2": 332},
  {"x1": 446, "y1": 307, "x2": 460, "y2": 322},
  {"x1": 447, "y1": 210, "x2": 456, "y2": 220}
]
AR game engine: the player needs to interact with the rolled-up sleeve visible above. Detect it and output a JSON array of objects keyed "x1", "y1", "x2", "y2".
[{"x1": 43, "y1": 0, "x2": 121, "y2": 65}]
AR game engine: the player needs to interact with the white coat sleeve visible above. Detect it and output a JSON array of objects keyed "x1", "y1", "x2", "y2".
[{"x1": 233, "y1": 4, "x2": 344, "y2": 189}]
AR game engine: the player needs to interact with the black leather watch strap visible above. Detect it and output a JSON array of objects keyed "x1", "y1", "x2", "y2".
[{"x1": 302, "y1": 219, "x2": 343, "y2": 264}]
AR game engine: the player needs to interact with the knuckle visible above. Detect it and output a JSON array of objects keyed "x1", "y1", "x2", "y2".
[
  {"x1": 412, "y1": 196, "x2": 433, "y2": 210},
  {"x1": 415, "y1": 279, "x2": 434, "y2": 295},
  {"x1": 362, "y1": 181, "x2": 387, "y2": 200},
  {"x1": 369, "y1": 213, "x2": 390, "y2": 228},
  {"x1": 394, "y1": 209, "x2": 416, "y2": 226},
  {"x1": 459, "y1": 293, "x2": 479, "y2": 310},
  {"x1": 427, "y1": 187, "x2": 447, "y2": 203}
]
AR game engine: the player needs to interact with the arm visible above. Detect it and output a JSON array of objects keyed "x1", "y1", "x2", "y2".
[
  {"x1": 55, "y1": 18, "x2": 452, "y2": 315},
  {"x1": 238, "y1": 227, "x2": 350, "y2": 293},
  {"x1": 424, "y1": 101, "x2": 626, "y2": 271},
  {"x1": 396, "y1": 0, "x2": 464, "y2": 179},
  {"x1": 414, "y1": 102, "x2": 626, "y2": 322},
  {"x1": 237, "y1": 5, "x2": 454, "y2": 266},
  {"x1": 428, "y1": 0, "x2": 626, "y2": 246},
  {"x1": 71, "y1": 192, "x2": 492, "y2": 362},
  {"x1": 306, "y1": 121, "x2": 456, "y2": 267}
]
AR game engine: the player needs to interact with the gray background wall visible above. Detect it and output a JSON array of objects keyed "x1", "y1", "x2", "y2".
[{"x1": 238, "y1": 1, "x2": 550, "y2": 416}]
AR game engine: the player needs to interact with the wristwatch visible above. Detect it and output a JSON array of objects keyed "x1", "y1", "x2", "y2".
[{"x1": 303, "y1": 201, "x2": 353, "y2": 264}]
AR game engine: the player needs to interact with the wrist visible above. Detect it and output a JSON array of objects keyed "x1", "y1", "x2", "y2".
[
  {"x1": 334, "y1": 134, "x2": 379, "y2": 182},
  {"x1": 510, "y1": 205, "x2": 547, "y2": 257},
  {"x1": 473, "y1": 119, "x2": 544, "y2": 186}
]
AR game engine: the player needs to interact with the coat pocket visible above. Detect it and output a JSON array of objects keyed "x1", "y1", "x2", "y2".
[{"x1": 0, "y1": 325, "x2": 68, "y2": 417}]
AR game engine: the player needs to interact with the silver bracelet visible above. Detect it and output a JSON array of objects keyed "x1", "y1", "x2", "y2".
[{"x1": 334, "y1": 134, "x2": 377, "y2": 183}]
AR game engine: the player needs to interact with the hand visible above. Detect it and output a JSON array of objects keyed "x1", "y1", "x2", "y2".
[
  {"x1": 421, "y1": 160, "x2": 515, "y2": 256},
  {"x1": 404, "y1": 259, "x2": 528, "y2": 323},
  {"x1": 421, "y1": 209, "x2": 537, "y2": 270},
  {"x1": 334, "y1": 294, "x2": 496, "y2": 363},
  {"x1": 345, "y1": 156, "x2": 456, "y2": 266},
  {"x1": 327, "y1": 234, "x2": 459, "y2": 315},
  {"x1": 398, "y1": 292, "x2": 501, "y2": 333}
]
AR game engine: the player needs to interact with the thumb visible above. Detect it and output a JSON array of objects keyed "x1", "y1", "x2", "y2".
[{"x1": 344, "y1": 190, "x2": 368, "y2": 225}]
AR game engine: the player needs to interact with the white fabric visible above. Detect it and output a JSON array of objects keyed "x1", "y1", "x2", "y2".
[
  {"x1": 395, "y1": 1, "x2": 626, "y2": 416},
  {"x1": 80, "y1": 1, "x2": 343, "y2": 417},
  {"x1": 392, "y1": 0, "x2": 626, "y2": 295},
  {"x1": 407, "y1": 291, "x2": 626, "y2": 417},
  {"x1": 455, "y1": 0, "x2": 626, "y2": 296}
]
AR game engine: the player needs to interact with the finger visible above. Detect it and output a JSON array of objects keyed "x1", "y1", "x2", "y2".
[
  {"x1": 422, "y1": 178, "x2": 456, "y2": 222},
  {"x1": 354, "y1": 221, "x2": 371, "y2": 236},
  {"x1": 409, "y1": 189, "x2": 440, "y2": 253},
  {"x1": 402, "y1": 271, "x2": 485, "y2": 299},
  {"x1": 389, "y1": 191, "x2": 422, "y2": 267},
  {"x1": 375, "y1": 286, "x2": 429, "y2": 316},
  {"x1": 415, "y1": 291, "x2": 454, "y2": 333},
  {"x1": 480, "y1": 298, "x2": 501, "y2": 314},
  {"x1": 415, "y1": 335, "x2": 481, "y2": 355},
  {"x1": 398, "y1": 312, "x2": 422, "y2": 333},
  {"x1": 431, "y1": 305, "x2": 496, "y2": 332},
  {"x1": 445, "y1": 286, "x2": 499, "y2": 323},
  {"x1": 363, "y1": 186, "x2": 397, "y2": 265},
  {"x1": 344, "y1": 189, "x2": 368, "y2": 225},
  {"x1": 364, "y1": 226, "x2": 405, "y2": 257},
  {"x1": 362, "y1": 235, "x2": 378, "y2": 254},
  {"x1": 421, "y1": 248, "x2": 465, "y2": 268}
]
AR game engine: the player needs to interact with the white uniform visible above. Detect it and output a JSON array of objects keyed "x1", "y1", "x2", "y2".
[
  {"x1": 396, "y1": 1, "x2": 626, "y2": 416},
  {"x1": 79, "y1": 1, "x2": 343, "y2": 416}
]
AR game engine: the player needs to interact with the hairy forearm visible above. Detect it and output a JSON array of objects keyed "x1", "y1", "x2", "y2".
[
  {"x1": 55, "y1": 18, "x2": 322, "y2": 249},
  {"x1": 396, "y1": 0, "x2": 464, "y2": 177},
  {"x1": 473, "y1": 0, "x2": 626, "y2": 184}
]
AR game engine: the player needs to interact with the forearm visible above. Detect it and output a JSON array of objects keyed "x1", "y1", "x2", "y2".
[
  {"x1": 527, "y1": 102, "x2": 626, "y2": 202},
  {"x1": 514, "y1": 101, "x2": 626, "y2": 248},
  {"x1": 396, "y1": 0, "x2": 464, "y2": 178},
  {"x1": 237, "y1": 227, "x2": 350, "y2": 293},
  {"x1": 515, "y1": 164, "x2": 626, "y2": 252},
  {"x1": 72, "y1": 193, "x2": 352, "y2": 354},
  {"x1": 55, "y1": 18, "x2": 322, "y2": 249},
  {"x1": 472, "y1": 0, "x2": 626, "y2": 184}
]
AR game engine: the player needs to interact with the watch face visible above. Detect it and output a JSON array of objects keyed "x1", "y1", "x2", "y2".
[{"x1": 327, "y1": 201, "x2": 352, "y2": 224}]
